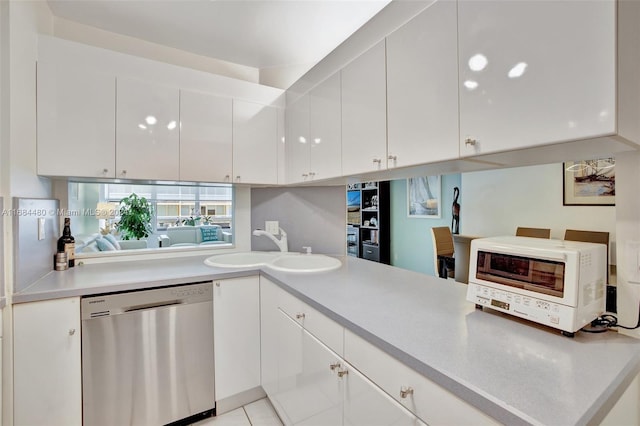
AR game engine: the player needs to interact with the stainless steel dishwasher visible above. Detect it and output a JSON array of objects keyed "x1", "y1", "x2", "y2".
[{"x1": 81, "y1": 282, "x2": 215, "y2": 426}]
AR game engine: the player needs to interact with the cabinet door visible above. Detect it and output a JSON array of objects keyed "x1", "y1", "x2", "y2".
[
  {"x1": 458, "y1": 0, "x2": 615, "y2": 156},
  {"x1": 386, "y1": 1, "x2": 459, "y2": 167},
  {"x1": 274, "y1": 310, "x2": 343, "y2": 425},
  {"x1": 343, "y1": 361, "x2": 426, "y2": 426},
  {"x1": 37, "y1": 62, "x2": 116, "y2": 178},
  {"x1": 309, "y1": 72, "x2": 342, "y2": 180},
  {"x1": 344, "y1": 329, "x2": 498, "y2": 425},
  {"x1": 260, "y1": 277, "x2": 280, "y2": 396},
  {"x1": 286, "y1": 94, "x2": 311, "y2": 184},
  {"x1": 180, "y1": 90, "x2": 232, "y2": 182},
  {"x1": 341, "y1": 40, "x2": 387, "y2": 176},
  {"x1": 116, "y1": 77, "x2": 180, "y2": 180},
  {"x1": 14, "y1": 297, "x2": 82, "y2": 426},
  {"x1": 214, "y1": 277, "x2": 261, "y2": 401},
  {"x1": 233, "y1": 100, "x2": 279, "y2": 184}
]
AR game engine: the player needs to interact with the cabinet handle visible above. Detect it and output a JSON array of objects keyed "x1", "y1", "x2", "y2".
[
  {"x1": 388, "y1": 155, "x2": 397, "y2": 161},
  {"x1": 337, "y1": 368, "x2": 348, "y2": 378},
  {"x1": 102, "y1": 168, "x2": 109, "y2": 176},
  {"x1": 400, "y1": 386, "x2": 414, "y2": 398},
  {"x1": 120, "y1": 170, "x2": 127, "y2": 177},
  {"x1": 236, "y1": 176, "x2": 241, "y2": 182},
  {"x1": 295, "y1": 313, "x2": 305, "y2": 320},
  {"x1": 224, "y1": 175, "x2": 230, "y2": 182},
  {"x1": 309, "y1": 172, "x2": 316, "y2": 177},
  {"x1": 215, "y1": 282, "x2": 220, "y2": 287},
  {"x1": 372, "y1": 158, "x2": 382, "y2": 165},
  {"x1": 329, "y1": 362, "x2": 341, "y2": 371},
  {"x1": 464, "y1": 138, "x2": 477, "y2": 146},
  {"x1": 302, "y1": 173, "x2": 308, "y2": 178},
  {"x1": 68, "y1": 328, "x2": 76, "y2": 336}
]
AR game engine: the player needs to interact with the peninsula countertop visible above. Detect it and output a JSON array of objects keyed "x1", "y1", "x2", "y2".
[{"x1": 14, "y1": 254, "x2": 640, "y2": 425}]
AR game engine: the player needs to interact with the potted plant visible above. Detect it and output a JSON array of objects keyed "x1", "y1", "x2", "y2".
[
  {"x1": 202, "y1": 215, "x2": 212, "y2": 225},
  {"x1": 182, "y1": 215, "x2": 201, "y2": 226},
  {"x1": 116, "y1": 193, "x2": 153, "y2": 240}
]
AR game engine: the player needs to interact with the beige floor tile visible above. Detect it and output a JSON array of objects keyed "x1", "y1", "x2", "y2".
[
  {"x1": 244, "y1": 398, "x2": 283, "y2": 426},
  {"x1": 194, "y1": 407, "x2": 251, "y2": 426}
]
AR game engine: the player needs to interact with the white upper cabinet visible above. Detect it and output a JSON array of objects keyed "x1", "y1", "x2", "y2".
[
  {"x1": 37, "y1": 62, "x2": 116, "y2": 178},
  {"x1": 309, "y1": 72, "x2": 342, "y2": 181},
  {"x1": 341, "y1": 40, "x2": 388, "y2": 176},
  {"x1": 179, "y1": 90, "x2": 232, "y2": 183},
  {"x1": 286, "y1": 94, "x2": 311, "y2": 184},
  {"x1": 386, "y1": 1, "x2": 459, "y2": 167},
  {"x1": 116, "y1": 77, "x2": 180, "y2": 180},
  {"x1": 232, "y1": 100, "x2": 279, "y2": 185},
  {"x1": 458, "y1": 0, "x2": 616, "y2": 156}
]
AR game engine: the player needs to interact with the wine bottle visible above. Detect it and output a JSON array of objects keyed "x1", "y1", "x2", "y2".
[{"x1": 57, "y1": 217, "x2": 75, "y2": 267}]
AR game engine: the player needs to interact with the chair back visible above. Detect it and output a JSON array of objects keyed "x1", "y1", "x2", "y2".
[
  {"x1": 516, "y1": 227, "x2": 551, "y2": 239},
  {"x1": 564, "y1": 229, "x2": 610, "y2": 282},
  {"x1": 431, "y1": 227, "x2": 455, "y2": 277}
]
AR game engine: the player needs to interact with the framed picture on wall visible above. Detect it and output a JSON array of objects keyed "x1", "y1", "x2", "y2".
[
  {"x1": 563, "y1": 158, "x2": 615, "y2": 206},
  {"x1": 408, "y1": 176, "x2": 441, "y2": 218}
]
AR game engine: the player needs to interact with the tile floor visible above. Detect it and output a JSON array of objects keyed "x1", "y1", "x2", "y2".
[{"x1": 196, "y1": 398, "x2": 283, "y2": 426}]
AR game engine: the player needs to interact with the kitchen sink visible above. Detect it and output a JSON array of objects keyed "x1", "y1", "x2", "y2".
[
  {"x1": 204, "y1": 252, "x2": 342, "y2": 273},
  {"x1": 266, "y1": 253, "x2": 342, "y2": 273},
  {"x1": 204, "y1": 251, "x2": 281, "y2": 268}
]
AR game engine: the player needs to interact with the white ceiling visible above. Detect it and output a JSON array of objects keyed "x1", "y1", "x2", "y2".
[{"x1": 47, "y1": 0, "x2": 390, "y2": 72}]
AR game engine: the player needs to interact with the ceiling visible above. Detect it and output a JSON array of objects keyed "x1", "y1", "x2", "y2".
[{"x1": 47, "y1": 0, "x2": 391, "y2": 75}]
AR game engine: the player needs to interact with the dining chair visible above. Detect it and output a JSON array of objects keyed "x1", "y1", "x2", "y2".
[
  {"x1": 515, "y1": 227, "x2": 551, "y2": 239},
  {"x1": 431, "y1": 226, "x2": 455, "y2": 279}
]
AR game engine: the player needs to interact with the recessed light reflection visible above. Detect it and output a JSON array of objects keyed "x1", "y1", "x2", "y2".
[
  {"x1": 463, "y1": 80, "x2": 479, "y2": 90},
  {"x1": 314, "y1": 138, "x2": 322, "y2": 144},
  {"x1": 468, "y1": 54, "x2": 488, "y2": 72},
  {"x1": 167, "y1": 121, "x2": 177, "y2": 130},
  {"x1": 138, "y1": 124, "x2": 147, "y2": 130},
  {"x1": 145, "y1": 115, "x2": 157, "y2": 125},
  {"x1": 298, "y1": 136, "x2": 307, "y2": 144},
  {"x1": 508, "y1": 62, "x2": 528, "y2": 79}
]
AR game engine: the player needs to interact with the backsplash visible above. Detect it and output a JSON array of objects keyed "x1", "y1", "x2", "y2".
[
  {"x1": 13, "y1": 198, "x2": 60, "y2": 293},
  {"x1": 251, "y1": 187, "x2": 346, "y2": 255}
]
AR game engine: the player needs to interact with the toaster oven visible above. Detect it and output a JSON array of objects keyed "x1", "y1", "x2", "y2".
[{"x1": 466, "y1": 236, "x2": 607, "y2": 336}]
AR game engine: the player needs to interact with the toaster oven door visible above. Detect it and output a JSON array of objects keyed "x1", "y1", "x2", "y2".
[{"x1": 476, "y1": 251, "x2": 566, "y2": 298}]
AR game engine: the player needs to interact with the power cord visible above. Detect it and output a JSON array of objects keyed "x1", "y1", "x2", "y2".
[{"x1": 581, "y1": 309, "x2": 640, "y2": 333}]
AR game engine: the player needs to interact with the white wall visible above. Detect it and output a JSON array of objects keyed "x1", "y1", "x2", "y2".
[
  {"x1": 614, "y1": 152, "x2": 640, "y2": 338},
  {"x1": 52, "y1": 16, "x2": 260, "y2": 84},
  {"x1": 461, "y1": 163, "x2": 616, "y2": 261}
]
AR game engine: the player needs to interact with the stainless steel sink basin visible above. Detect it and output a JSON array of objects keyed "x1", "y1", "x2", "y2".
[
  {"x1": 204, "y1": 251, "x2": 281, "y2": 268},
  {"x1": 204, "y1": 252, "x2": 341, "y2": 273},
  {"x1": 266, "y1": 253, "x2": 342, "y2": 273}
]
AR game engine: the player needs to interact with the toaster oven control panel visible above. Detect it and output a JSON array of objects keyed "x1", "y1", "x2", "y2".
[{"x1": 467, "y1": 283, "x2": 576, "y2": 332}]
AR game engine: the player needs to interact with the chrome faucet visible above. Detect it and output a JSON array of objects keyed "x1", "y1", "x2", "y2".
[{"x1": 253, "y1": 227, "x2": 288, "y2": 252}]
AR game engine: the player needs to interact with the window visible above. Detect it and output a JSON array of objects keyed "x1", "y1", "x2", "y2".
[{"x1": 68, "y1": 182, "x2": 234, "y2": 252}]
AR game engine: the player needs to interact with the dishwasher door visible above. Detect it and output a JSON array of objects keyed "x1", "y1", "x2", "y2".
[{"x1": 81, "y1": 282, "x2": 214, "y2": 426}]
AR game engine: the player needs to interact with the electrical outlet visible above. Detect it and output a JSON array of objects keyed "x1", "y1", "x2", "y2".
[
  {"x1": 265, "y1": 221, "x2": 279, "y2": 235},
  {"x1": 38, "y1": 217, "x2": 46, "y2": 240}
]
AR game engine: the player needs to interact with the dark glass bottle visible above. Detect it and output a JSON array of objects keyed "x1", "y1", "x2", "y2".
[{"x1": 57, "y1": 217, "x2": 75, "y2": 267}]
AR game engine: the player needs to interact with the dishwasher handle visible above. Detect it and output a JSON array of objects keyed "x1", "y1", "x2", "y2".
[{"x1": 124, "y1": 300, "x2": 183, "y2": 313}]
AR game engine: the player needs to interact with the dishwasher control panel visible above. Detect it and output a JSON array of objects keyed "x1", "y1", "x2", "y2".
[{"x1": 81, "y1": 282, "x2": 213, "y2": 320}]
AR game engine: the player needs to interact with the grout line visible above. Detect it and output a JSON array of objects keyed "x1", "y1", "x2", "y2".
[{"x1": 242, "y1": 405, "x2": 253, "y2": 426}]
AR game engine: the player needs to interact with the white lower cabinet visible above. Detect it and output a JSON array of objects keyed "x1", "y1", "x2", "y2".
[
  {"x1": 344, "y1": 329, "x2": 498, "y2": 426},
  {"x1": 214, "y1": 276, "x2": 261, "y2": 403},
  {"x1": 13, "y1": 297, "x2": 82, "y2": 426},
  {"x1": 261, "y1": 278, "x2": 425, "y2": 426}
]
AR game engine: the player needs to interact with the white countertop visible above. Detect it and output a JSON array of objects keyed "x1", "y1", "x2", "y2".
[{"x1": 15, "y1": 254, "x2": 640, "y2": 425}]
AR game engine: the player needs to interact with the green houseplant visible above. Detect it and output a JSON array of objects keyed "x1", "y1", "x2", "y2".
[{"x1": 116, "y1": 193, "x2": 153, "y2": 240}]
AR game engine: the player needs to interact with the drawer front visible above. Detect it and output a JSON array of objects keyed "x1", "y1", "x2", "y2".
[
  {"x1": 277, "y1": 283, "x2": 344, "y2": 356},
  {"x1": 344, "y1": 329, "x2": 498, "y2": 426},
  {"x1": 362, "y1": 244, "x2": 380, "y2": 262}
]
